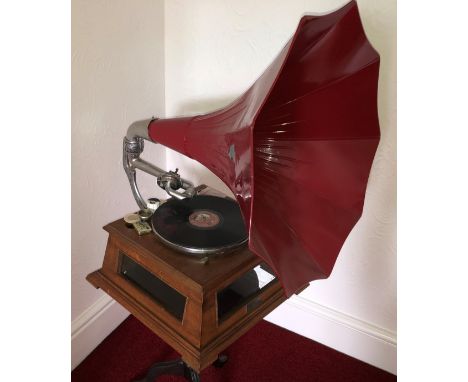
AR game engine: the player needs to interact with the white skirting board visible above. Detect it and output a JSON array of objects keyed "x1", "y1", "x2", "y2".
[
  {"x1": 265, "y1": 296, "x2": 397, "y2": 375},
  {"x1": 71, "y1": 294, "x2": 130, "y2": 370},
  {"x1": 71, "y1": 294, "x2": 396, "y2": 375}
]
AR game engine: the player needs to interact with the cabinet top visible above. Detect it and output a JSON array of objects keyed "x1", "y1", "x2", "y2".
[{"x1": 104, "y1": 218, "x2": 260, "y2": 291}]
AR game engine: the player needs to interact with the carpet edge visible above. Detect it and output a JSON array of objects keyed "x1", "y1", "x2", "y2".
[
  {"x1": 71, "y1": 294, "x2": 130, "y2": 370},
  {"x1": 265, "y1": 296, "x2": 397, "y2": 375}
]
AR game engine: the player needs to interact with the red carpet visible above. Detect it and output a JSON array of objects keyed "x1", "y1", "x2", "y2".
[{"x1": 72, "y1": 316, "x2": 396, "y2": 382}]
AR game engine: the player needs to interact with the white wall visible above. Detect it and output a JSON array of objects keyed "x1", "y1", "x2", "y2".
[
  {"x1": 71, "y1": 0, "x2": 166, "y2": 368},
  {"x1": 164, "y1": 0, "x2": 396, "y2": 374},
  {"x1": 72, "y1": 0, "x2": 396, "y2": 373}
]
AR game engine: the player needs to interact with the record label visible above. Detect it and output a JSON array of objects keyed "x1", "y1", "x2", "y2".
[{"x1": 189, "y1": 210, "x2": 221, "y2": 229}]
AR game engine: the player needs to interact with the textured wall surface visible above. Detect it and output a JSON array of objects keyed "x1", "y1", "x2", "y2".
[
  {"x1": 164, "y1": 0, "x2": 396, "y2": 372},
  {"x1": 71, "y1": 0, "x2": 166, "y2": 322}
]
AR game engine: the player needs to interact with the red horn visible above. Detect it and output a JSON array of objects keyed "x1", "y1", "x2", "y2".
[{"x1": 145, "y1": 0, "x2": 380, "y2": 297}]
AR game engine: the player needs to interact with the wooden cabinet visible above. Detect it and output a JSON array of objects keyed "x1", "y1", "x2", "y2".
[{"x1": 87, "y1": 219, "x2": 288, "y2": 373}]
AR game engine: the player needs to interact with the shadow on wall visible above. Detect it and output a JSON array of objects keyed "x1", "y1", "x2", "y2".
[{"x1": 174, "y1": 95, "x2": 239, "y2": 117}]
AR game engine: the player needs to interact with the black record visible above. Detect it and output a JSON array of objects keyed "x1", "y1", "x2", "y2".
[{"x1": 151, "y1": 195, "x2": 248, "y2": 255}]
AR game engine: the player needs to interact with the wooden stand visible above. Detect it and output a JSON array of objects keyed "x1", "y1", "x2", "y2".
[{"x1": 87, "y1": 219, "x2": 290, "y2": 380}]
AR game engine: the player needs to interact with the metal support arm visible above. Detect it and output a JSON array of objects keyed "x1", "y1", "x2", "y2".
[{"x1": 123, "y1": 118, "x2": 196, "y2": 210}]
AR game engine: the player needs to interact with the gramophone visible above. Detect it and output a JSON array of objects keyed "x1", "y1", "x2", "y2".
[{"x1": 87, "y1": 1, "x2": 380, "y2": 381}]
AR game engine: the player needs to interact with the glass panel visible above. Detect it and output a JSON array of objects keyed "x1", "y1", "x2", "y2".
[
  {"x1": 120, "y1": 253, "x2": 186, "y2": 321},
  {"x1": 217, "y1": 263, "x2": 277, "y2": 322}
]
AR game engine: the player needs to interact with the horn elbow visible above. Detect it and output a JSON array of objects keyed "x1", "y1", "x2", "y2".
[{"x1": 125, "y1": 118, "x2": 154, "y2": 141}]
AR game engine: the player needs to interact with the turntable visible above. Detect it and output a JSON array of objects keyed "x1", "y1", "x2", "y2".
[
  {"x1": 87, "y1": 2, "x2": 380, "y2": 381},
  {"x1": 152, "y1": 193, "x2": 248, "y2": 256}
]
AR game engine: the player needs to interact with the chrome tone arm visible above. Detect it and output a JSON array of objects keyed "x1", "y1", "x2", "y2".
[
  {"x1": 123, "y1": 118, "x2": 196, "y2": 209},
  {"x1": 131, "y1": 157, "x2": 166, "y2": 178}
]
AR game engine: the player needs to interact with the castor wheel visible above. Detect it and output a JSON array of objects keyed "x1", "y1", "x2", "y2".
[
  {"x1": 133, "y1": 359, "x2": 200, "y2": 382},
  {"x1": 213, "y1": 354, "x2": 228, "y2": 368}
]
